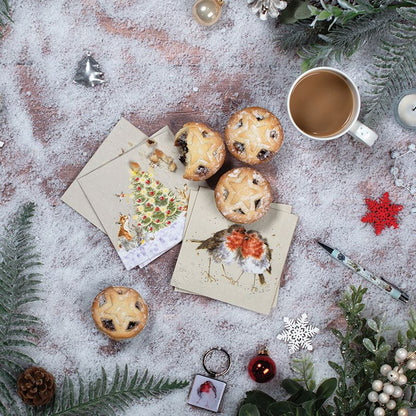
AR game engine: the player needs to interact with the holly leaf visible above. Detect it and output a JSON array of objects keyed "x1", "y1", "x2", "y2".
[
  {"x1": 316, "y1": 378, "x2": 337, "y2": 400},
  {"x1": 239, "y1": 403, "x2": 261, "y2": 416},
  {"x1": 367, "y1": 319, "x2": 378, "y2": 332},
  {"x1": 363, "y1": 359, "x2": 377, "y2": 374},
  {"x1": 316, "y1": 10, "x2": 332, "y2": 20},
  {"x1": 376, "y1": 342, "x2": 391, "y2": 358},
  {"x1": 362, "y1": 338, "x2": 376, "y2": 353},
  {"x1": 328, "y1": 361, "x2": 344, "y2": 377},
  {"x1": 243, "y1": 391, "x2": 276, "y2": 416},
  {"x1": 267, "y1": 401, "x2": 299, "y2": 416},
  {"x1": 289, "y1": 389, "x2": 316, "y2": 405},
  {"x1": 294, "y1": 2, "x2": 313, "y2": 19},
  {"x1": 282, "y1": 379, "x2": 303, "y2": 394},
  {"x1": 397, "y1": 330, "x2": 406, "y2": 347}
]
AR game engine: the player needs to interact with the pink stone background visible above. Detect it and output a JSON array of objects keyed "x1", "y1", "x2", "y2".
[{"x1": 0, "y1": 1, "x2": 415, "y2": 415}]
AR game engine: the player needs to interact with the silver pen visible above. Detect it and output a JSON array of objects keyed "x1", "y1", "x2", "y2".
[{"x1": 318, "y1": 241, "x2": 409, "y2": 303}]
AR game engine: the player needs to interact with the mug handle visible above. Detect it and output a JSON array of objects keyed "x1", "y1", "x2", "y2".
[{"x1": 348, "y1": 120, "x2": 378, "y2": 147}]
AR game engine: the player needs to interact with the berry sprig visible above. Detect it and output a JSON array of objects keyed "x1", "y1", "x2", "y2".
[{"x1": 368, "y1": 348, "x2": 416, "y2": 416}]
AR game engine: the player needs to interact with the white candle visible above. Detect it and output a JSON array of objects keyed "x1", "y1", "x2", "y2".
[{"x1": 396, "y1": 90, "x2": 416, "y2": 129}]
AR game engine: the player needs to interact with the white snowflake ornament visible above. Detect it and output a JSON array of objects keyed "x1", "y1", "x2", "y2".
[{"x1": 277, "y1": 313, "x2": 319, "y2": 354}]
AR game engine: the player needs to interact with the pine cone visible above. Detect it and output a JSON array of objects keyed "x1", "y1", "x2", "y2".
[{"x1": 17, "y1": 367, "x2": 55, "y2": 406}]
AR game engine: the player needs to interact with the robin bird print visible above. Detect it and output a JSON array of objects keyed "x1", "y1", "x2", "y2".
[{"x1": 194, "y1": 224, "x2": 271, "y2": 287}]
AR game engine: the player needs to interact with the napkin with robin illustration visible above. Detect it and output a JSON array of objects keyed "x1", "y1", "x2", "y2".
[{"x1": 171, "y1": 187, "x2": 298, "y2": 314}]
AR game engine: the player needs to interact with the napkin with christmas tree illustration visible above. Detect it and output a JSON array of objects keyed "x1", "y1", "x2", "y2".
[
  {"x1": 61, "y1": 118, "x2": 148, "y2": 231},
  {"x1": 78, "y1": 127, "x2": 196, "y2": 270}
]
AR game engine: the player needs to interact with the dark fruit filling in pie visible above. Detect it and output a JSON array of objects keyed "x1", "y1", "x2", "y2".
[
  {"x1": 270, "y1": 130, "x2": 277, "y2": 138},
  {"x1": 236, "y1": 119, "x2": 243, "y2": 128},
  {"x1": 257, "y1": 149, "x2": 271, "y2": 160},
  {"x1": 252, "y1": 178, "x2": 258, "y2": 185},
  {"x1": 196, "y1": 165, "x2": 209, "y2": 176},
  {"x1": 254, "y1": 199, "x2": 261, "y2": 209},
  {"x1": 127, "y1": 321, "x2": 138, "y2": 330},
  {"x1": 202, "y1": 130, "x2": 208, "y2": 138},
  {"x1": 175, "y1": 133, "x2": 189, "y2": 165},
  {"x1": 234, "y1": 208, "x2": 245, "y2": 215},
  {"x1": 223, "y1": 189, "x2": 229, "y2": 200},
  {"x1": 256, "y1": 115, "x2": 264, "y2": 121},
  {"x1": 234, "y1": 141, "x2": 245, "y2": 153},
  {"x1": 135, "y1": 301, "x2": 142, "y2": 310},
  {"x1": 102, "y1": 319, "x2": 115, "y2": 331}
]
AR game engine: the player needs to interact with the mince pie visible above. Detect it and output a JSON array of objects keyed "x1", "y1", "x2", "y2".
[
  {"x1": 174, "y1": 122, "x2": 225, "y2": 181},
  {"x1": 225, "y1": 107, "x2": 283, "y2": 165},
  {"x1": 91, "y1": 286, "x2": 148, "y2": 341},
  {"x1": 215, "y1": 167, "x2": 272, "y2": 224}
]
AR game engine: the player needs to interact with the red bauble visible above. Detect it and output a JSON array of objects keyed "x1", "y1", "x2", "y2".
[{"x1": 248, "y1": 349, "x2": 276, "y2": 383}]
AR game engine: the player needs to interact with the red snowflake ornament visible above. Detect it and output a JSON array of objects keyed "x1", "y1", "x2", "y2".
[{"x1": 361, "y1": 192, "x2": 403, "y2": 235}]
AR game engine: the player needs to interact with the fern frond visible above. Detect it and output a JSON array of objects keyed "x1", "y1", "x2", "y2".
[
  {"x1": 300, "y1": 8, "x2": 397, "y2": 70},
  {"x1": 0, "y1": 202, "x2": 41, "y2": 412},
  {"x1": 28, "y1": 365, "x2": 189, "y2": 416},
  {"x1": 277, "y1": 20, "x2": 323, "y2": 50},
  {"x1": 0, "y1": 0, "x2": 12, "y2": 29},
  {"x1": 364, "y1": 6, "x2": 416, "y2": 120}
]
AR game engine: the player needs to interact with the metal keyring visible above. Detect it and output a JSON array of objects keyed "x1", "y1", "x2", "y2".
[{"x1": 202, "y1": 347, "x2": 231, "y2": 378}]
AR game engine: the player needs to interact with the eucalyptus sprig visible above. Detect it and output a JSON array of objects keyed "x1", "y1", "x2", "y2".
[{"x1": 238, "y1": 285, "x2": 416, "y2": 416}]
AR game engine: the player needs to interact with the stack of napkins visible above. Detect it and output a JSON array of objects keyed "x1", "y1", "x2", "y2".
[
  {"x1": 62, "y1": 118, "x2": 198, "y2": 270},
  {"x1": 62, "y1": 118, "x2": 298, "y2": 313},
  {"x1": 170, "y1": 187, "x2": 298, "y2": 315}
]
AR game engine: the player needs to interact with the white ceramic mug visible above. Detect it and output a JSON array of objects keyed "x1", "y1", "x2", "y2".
[{"x1": 287, "y1": 67, "x2": 378, "y2": 146}]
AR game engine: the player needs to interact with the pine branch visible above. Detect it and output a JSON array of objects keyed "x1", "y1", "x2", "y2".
[
  {"x1": 364, "y1": 5, "x2": 416, "y2": 121},
  {"x1": 299, "y1": 8, "x2": 397, "y2": 70},
  {"x1": 0, "y1": 202, "x2": 41, "y2": 414},
  {"x1": 28, "y1": 365, "x2": 189, "y2": 416}
]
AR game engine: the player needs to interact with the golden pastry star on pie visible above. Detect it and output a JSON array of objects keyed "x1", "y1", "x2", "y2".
[
  {"x1": 91, "y1": 286, "x2": 148, "y2": 341},
  {"x1": 225, "y1": 107, "x2": 283, "y2": 165},
  {"x1": 215, "y1": 167, "x2": 272, "y2": 224},
  {"x1": 223, "y1": 170, "x2": 266, "y2": 210}
]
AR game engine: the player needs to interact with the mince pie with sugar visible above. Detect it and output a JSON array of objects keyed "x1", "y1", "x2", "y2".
[
  {"x1": 215, "y1": 167, "x2": 272, "y2": 224},
  {"x1": 225, "y1": 107, "x2": 283, "y2": 165},
  {"x1": 174, "y1": 122, "x2": 225, "y2": 181},
  {"x1": 91, "y1": 286, "x2": 148, "y2": 341}
]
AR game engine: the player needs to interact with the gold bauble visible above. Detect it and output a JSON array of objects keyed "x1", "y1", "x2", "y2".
[{"x1": 192, "y1": 0, "x2": 223, "y2": 27}]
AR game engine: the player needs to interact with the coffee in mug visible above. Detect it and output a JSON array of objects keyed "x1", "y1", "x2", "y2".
[{"x1": 287, "y1": 67, "x2": 378, "y2": 146}]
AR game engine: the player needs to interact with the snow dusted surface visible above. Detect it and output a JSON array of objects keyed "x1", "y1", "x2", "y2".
[{"x1": 0, "y1": 1, "x2": 416, "y2": 415}]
